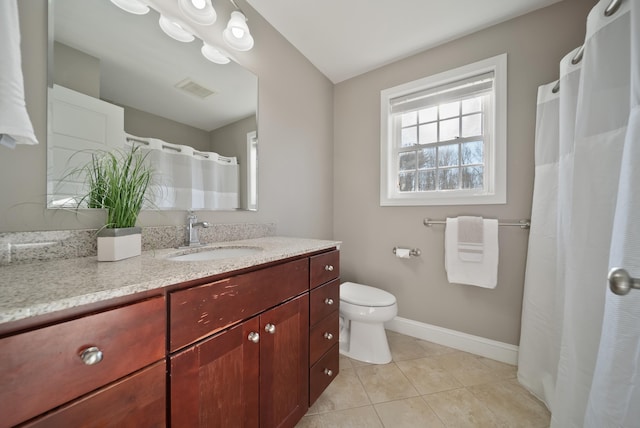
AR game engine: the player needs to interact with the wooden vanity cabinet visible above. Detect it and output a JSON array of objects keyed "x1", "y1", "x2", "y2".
[
  {"x1": 169, "y1": 259, "x2": 310, "y2": 428},
  {"x1": 0, "y1": 247, "x2": 340, "y2": 428},
  {"x1": 308, "y1": 250, "x2": 340, "y2": 405}
]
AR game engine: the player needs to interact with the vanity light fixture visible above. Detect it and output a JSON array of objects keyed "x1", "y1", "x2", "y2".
[
  {"x1": 159, "y1": 15, "x2": 195, "y2": 43},
  {"x1": 109, "y1": 0, "x2": 150, "y2": 15},
  {"x1": 179, "y1": 0, "x2": 217, "y2": 26},
  {"x1": 108, "y1": 0, "x2": 254, "y2": 65},
  {"x1": 222, "y1": 10, "x2": 254, "y2": 51},
  {"x1": 201, "y1": 43, "x2": 231, "y2": 64}
]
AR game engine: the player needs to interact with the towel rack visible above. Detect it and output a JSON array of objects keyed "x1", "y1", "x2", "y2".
[{"x1": 423, "y1": 218, "x2": 531, "y2": 229}]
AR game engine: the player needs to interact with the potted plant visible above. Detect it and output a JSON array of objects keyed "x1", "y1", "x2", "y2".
[{"x1": 80, "y1": 145, "x2": 153, "y2": 261}]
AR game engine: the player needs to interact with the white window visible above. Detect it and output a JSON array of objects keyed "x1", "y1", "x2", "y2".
[{"x1": 380, "y1": 54, "x2": 507, "y2": 206}]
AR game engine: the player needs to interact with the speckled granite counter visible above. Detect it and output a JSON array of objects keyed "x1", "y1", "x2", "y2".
[{"x1": 0, "y1": 236, "x2": 340, "y2": 324}]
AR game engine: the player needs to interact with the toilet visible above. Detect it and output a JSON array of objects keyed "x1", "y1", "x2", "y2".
[{"x1": 339, "y1": 281, "x2": 398, "y2": 364}]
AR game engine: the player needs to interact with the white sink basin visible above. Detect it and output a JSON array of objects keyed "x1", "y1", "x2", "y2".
[{"x1": 167, "y1": 246, "x2": 263, "y2": 262}]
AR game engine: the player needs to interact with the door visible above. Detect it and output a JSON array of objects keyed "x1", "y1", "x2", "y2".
[
  {"x1": 259, "y1": 294, "x2": 309, "y2": 428},
  {"x1": 170, "y1": 317, "x2": 260, "y2": 428}
]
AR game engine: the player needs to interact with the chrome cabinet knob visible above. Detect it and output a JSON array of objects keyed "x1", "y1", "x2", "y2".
[
  {"x1": 324, "y1": 368, "x2": 333, "y2": 377},
  {"x1": 609, "y1": 268, "x2": 640, "y2": 295},
  {"x1": 265, "y1": 323, "x2": 276, "y2": 334},
  {"x1": 324, "y1": 298, "x2": 334, "y2": 305},
  {"x1": 248, "y1": 332, "x2": 260, "y2": 343},
  {"x1": 79, "y1": 346, "x2": 103, "y2": 365},
  {"x1": 324, "y1": 265, "x2": 334, "y2": 272},
  {"x1": 324, "y1": 332, "x2": 333, "y2": 340}
]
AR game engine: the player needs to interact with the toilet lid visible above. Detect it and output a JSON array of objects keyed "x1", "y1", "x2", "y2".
[{"x1": 340, "y1": 282, "x2": 396, "y2": 307}]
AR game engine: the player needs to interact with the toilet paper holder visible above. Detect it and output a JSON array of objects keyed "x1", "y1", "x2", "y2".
[{"x1": 392, "y1": 247, "x2": 421, "y2": 257}]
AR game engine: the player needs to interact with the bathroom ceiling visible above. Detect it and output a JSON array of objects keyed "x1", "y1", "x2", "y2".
[{"x1": 246, "y1": 0, "x2": 564, "y2": 83}]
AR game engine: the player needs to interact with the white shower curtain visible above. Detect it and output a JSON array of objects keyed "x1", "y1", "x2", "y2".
[
  {"x1": 518, "y1": 0, "x2": 640, "y2": 426},
  {"x1": 133, "y1": 137, "x2": 240, "y2": 211}
]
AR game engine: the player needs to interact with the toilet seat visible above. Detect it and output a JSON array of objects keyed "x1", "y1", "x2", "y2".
[{"x1": 340, "y1": 282, "x2": 396, "y2": 307}]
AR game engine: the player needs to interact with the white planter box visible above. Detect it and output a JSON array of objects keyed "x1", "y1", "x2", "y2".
[{"x1": 97, "y1": 227, "x2": 141, "y2": 261}]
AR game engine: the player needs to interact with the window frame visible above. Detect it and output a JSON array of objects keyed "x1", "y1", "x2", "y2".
[{"x1": 380, "y1": 54, "x2": 507, "y2": 206}]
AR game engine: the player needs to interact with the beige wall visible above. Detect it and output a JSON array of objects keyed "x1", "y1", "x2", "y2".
[
  {"x1": 210, "y1": 115, "x2": 258, "y2": 210},
  {"x1": 0, "y1": 0, "x2": 334, "y2": 239},
  {"x1": 53, "y1": 42, "x2": 100, "y2": 98},
  {"x1": 122, "y1": 105, "x2": 211, "y2": 152},
  {"x1": 333, "y1": 0, "x2": 594, "y2": 345}
]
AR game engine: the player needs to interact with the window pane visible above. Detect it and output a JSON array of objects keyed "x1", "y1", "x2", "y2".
[
  {"x1": 401, "y1": 126, "x2": 417, "y2": 147},
  {"x1": 461, "y1": 114, "x2": 482, "y2": 137},
  {"x1": 462, "y1": 166, "x2": 484, "y2": 189},
  {"x1": 461, "y1": 141, "x2": 483, "y2": 165},
  {"x1": 399, "y1": 151, "x2": 416, "y2": 171},
  {"x1": 418, "y1": 147, "x2": 436, "y2": 169},
  {"x1": 438, "y1": 168, "x2": 459, "y2": 190},
  {"x1": 439, "y1": 118, "x2": 459, "y2": 141},
  {"x1": 419, "y1": 106, "x2": 437, "y2": 123},
  {"x1": 462, "y1": 97, "x2": 482, "y2": 114},
  {"x1": 418, "y1": 170, "x2": 436, "y2": 191},
  {"x1": 439, "y1": 101, "x2": 460, "y2": 119},
  {"x1": 401, "y1": 111, "x2": 417, "y2": 127},
  {"x1": 399, "y1": 171, "x2": 415, "y2": 192},
  {"x1": 438, "y1": 143, "x2": 459, "y2": 167},
  {"x1": 418, "y1": 123, "x2": 437, "y2": 144}
]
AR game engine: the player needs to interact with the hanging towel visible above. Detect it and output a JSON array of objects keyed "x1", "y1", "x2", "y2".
[
  {"x1": 445, "y1": 217, "x2": 499, "y2": 288},
  {"x1": 0, "y1": 0, "x2": 38, "y2": 149},
  {"x1": 457, "y1": 216, "x2": 484, "y2": 262}
]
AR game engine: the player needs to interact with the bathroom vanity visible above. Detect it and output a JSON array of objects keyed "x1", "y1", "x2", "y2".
[{"x1": 0, "y1": 237, "x2": 340, "y2": 427}]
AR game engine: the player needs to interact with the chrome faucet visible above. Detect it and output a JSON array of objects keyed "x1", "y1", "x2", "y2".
[{"x1": 186, "y1": 211, "x2": 210, "y2": 247}]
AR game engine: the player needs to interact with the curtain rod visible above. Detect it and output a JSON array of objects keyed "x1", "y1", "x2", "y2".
[{"x1": 423, "y1": 218, "x2": 531, "y2": 229}]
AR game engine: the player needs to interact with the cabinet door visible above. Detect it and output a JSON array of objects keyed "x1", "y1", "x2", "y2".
[
  {"x1": 170, "y1": 318, "x2": 260, "y2": 428},
  {"x1": 260, "y1": 294, "x2": 309, "y2": 428}
]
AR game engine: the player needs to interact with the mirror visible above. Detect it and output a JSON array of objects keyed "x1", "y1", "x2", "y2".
[{"x1": 48, "y1": 0, "x2": 258, "y2": 211}]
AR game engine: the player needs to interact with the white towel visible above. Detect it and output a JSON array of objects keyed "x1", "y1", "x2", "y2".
[
  {"x1": 457, "y1": 216, "x2": 484, "y2": 262},
  {"x1": 445, "y1": 217, "x2": 499, "y2": 288},
  {"x1": 0, "y1": 0, "x2": 38, "y2": 149}
]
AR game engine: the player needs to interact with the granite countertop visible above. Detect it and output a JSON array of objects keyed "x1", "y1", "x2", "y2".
[{"x1": 0, "y1": 236, "x2": 340, "y2": 325}]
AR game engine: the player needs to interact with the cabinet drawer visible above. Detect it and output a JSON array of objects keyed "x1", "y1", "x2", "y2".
[
  {"x1": 23, "y1": 361, "x2": 166, "y2": 428},
  {"x1": 170, "y1": 258, "x2": 309, "y2": 352},
  {"x1": 309, "y1": 311, "x2": 339, "y2": 364},
  {"x1": 309, "y1": 344, "x2": 339, "y2": 405},
  {"x1": 0, "y1": 297, "x2": 166, "y2": 428},
  {"x1": 310, "y1": 250, "x2": 340, "y2": 289},
  {"x1": 310, "y1": 279, "x2": 340, "y2": 325}
]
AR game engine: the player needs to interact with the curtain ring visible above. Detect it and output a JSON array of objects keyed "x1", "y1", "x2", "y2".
[
  {"x1": 552, "y1": 81, "x2": 560, "y2": 94},
  {"x1": 604, "y1": 0, "x2": 622, "y2": 17},
  {"x1": 571, "y1": 45, "x2": 584, "y2": 65}
]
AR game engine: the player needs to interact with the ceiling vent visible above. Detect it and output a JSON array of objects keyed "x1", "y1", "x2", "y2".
[{"x1": 175, "y1": 78, "x2": 216, "y2": 99}]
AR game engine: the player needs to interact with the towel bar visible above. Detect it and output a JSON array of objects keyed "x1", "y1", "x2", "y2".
[{"x1": 423, "y1": 218, "x2": 531, "y2": 229}]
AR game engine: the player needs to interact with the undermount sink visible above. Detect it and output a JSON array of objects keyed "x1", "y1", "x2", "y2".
[{"x1": 167, "y1": 246, "x2": 263, "y2": 262}]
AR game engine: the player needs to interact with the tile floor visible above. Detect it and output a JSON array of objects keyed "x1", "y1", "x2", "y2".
[{"x1": 297, "y1": 331, "x2": 550, "y2": 428}]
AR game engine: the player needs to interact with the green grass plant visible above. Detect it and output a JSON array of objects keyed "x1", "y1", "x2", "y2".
[{"x1": 79, "y1": 145, "x2": 153, "y2": 229}]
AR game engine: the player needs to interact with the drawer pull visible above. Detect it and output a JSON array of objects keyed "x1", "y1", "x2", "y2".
[
  {"x1": 79, "y1": 346, "x2": 103, "y2": 366},
  {"x1": 324, "y1": 332, "x2": 333, "y2": 340},
  {"x1": 265, "y1": 323, "x2": 276, "y2": 334},
  {"x1": 324, "y1": 298, "x2": 334, "y2": 305},
  {"x1": 324, "y1": 368, "x2": 333, "y2": 377},
  {"x1": 248, "y1": 332, "x2": 260, "y2": 343},
  {"x1": 324, "y1": 265, "x2": 334, "y2": 272}
]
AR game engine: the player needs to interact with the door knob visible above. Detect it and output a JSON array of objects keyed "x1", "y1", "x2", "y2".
[
  {"x1": 248, "y1": 332, "x2": 260, "y2": 343},
  {"x1": 608, "y1": 268, "x2": 640, "y2": 296},
  {"x1": 265, "y1": 323, "x2": 276, "y2": 334}
]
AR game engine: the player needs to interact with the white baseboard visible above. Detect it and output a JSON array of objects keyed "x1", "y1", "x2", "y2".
[{"x1": 385, "y1": 316, "x2": 519, "y2": 365}]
